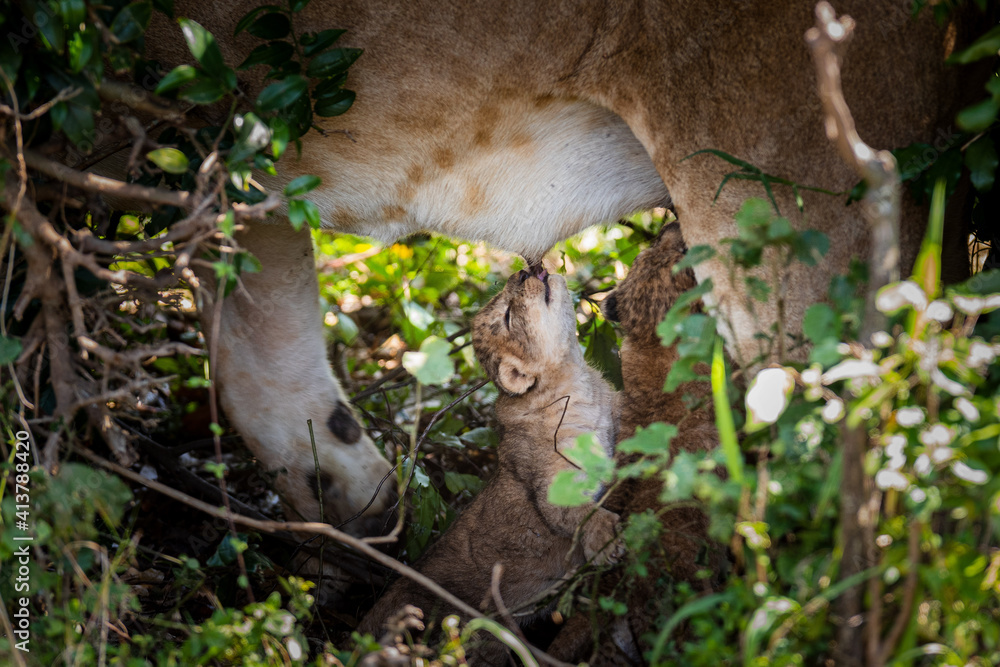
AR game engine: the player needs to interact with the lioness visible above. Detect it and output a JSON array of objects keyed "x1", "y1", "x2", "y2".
[
  {"x1": 142, "y1": 1, "x2": 974, "y2": 529},
  {"x1": 358, "y1": 267, "x2": 621, "y2": 660},
  {"x1": 549, "y1": 222, "x2": 725, "y2": 664}
]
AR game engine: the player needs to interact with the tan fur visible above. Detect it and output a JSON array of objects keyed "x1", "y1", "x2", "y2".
[
  {"x1": 135, "y1": 2, "x2": 973, "y2": 528},
  {"x1": 548, "y1": 224, "x2": 724, "y2": 664},
  {"x1": 358, "y1": 271, "x2": 621, "y2": 661}
]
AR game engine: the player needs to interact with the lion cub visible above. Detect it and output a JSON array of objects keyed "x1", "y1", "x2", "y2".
[
  {"x1": 548, "y1": 222, "x2": 723, "y2": 664},
  {"x1": 359, "y1": 267, "x2": 621, "y2": 654}
]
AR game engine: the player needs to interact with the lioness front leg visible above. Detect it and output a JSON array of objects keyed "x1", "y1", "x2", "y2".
[{"x1": 198, "y1": 221, "x2": 394, "y2": 532}]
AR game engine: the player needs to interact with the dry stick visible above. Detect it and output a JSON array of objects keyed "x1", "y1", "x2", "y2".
[
  {"x1": 21, "y1": 148, "x2": 191, "y2": 209},
  {"x1": 97, "y1": 80, "x2": 187, "y2": 124},
  {"x1": 874, "y1": 521, "x2": 922, "y2": 666},
  {"x1": 76, "y1": 447, "x2": 484, "y2": 619},
  {"x1": 806, "y1": 4, "x2": 901, "y2": 666}
]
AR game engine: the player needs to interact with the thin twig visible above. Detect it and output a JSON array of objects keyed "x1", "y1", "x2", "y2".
[
  {"x1": 76, "y1": 447, "x2": 484, "y2": 619},
  {"x1": 874, "y1": 521, "x2": 921, "y2": 666}
]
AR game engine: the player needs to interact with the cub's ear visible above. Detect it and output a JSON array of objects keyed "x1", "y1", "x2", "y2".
[
  {"x1": 602, "y1": 293, "x2": 619, "y2": 322},
  {"x1": 496, "y1": 357, "x2": 537, "y2": 395}
]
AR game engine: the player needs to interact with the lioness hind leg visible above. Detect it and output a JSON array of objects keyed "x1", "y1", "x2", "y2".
[{"x1": 198, "y1": 221, "x2": 395, "y2": 533}]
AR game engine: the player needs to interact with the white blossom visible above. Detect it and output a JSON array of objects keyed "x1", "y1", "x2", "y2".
[
  {"x1": 871, "y1": 331, "x2": 893, "y2": 348},
  {"x1": 955, "y1": 397, "x2": 980, "y2": 422},
  {"x1": 876, "y1": 470, "x2": 910, "y2": 490},
  {"x1": 821, "y1": 398, "x2": 845, "y2": 423},
  {"x1": 746, "y1": 367, "x2": 795, "y2": 426},
  {"x1": 931, "y1": 369, "x2": 967, "y2": 397},
  {"x1": 968, "y1": 341, "x2": 996, "y2": 368},
  {"x1": 919, "y1": 423, "x2": 955, "y2": 447},
  {"x1": 895, "y1": 407, "x2": 924, "y2": 428},
  {"x1": 876, "y1": 281, "x2": 927, "y2": 313},
  {"x1": 931, "y1": 446, "x2": 954, "y2": 464},
  {"x1": 953, "y1": 295, "x2": 985, "y2": 315},
  {"x1": 909, "y1": 487, "x2": 927, "y2": 503},
  {"x1": 924, "y1": 300, "x2": 953, "y2": 322},
  {"x1": 801, "y1": 367, "x2": 822, "y2": 386},
  {"x1": 954, "y1": 293, "x2": 1000, "y2": 315},
  {"x1": 822, "y1": 360, "x2": 880, "y2": 384},
  {"x1": 914, "y1": 454, "x2": 932, "y2": 476},
  {"x1": 952, "y1": 461, "x2": 988, "y2": 485}
]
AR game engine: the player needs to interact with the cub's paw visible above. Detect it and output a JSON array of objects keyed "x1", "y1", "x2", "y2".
[{"x1": 582, "y1": 508, "x2": 624, "y2": 565}]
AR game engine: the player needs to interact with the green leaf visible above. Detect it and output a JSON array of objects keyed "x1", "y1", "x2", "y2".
[
  {"x1": 672, "y1": 244, "x2": 715, "y2": 274},
  {"x1": 58, "y1": 0, "x2": 86, "y2": 25},
  {"x1": 563, "y1": 433, "x2": 614, "y2": 485},
  {"x1": 146, "y1": 147, "x2": 189, "y2": 174},
  {"x1": 178, "y1": 18, "x2": 234, "y2": 87},
  {"x1": 401, "y1": 300, "x2": 434, "y2": 332},
  {"x1": 290, "y1": 0, "x2": 311, "y2": 11},
  {"x1": 269, "y1": 116, "x2": 290, "y2": 158},
  {"x1": 617, "y1": 422, "x2": 678, "y2": 455},
  {"x1": 67, "y1": 28, "x2": 97, "y2": 73},
  {"x1": 956, "y1": 96, "x2": 1000, "y2": 133},
  {"x1": 314, "y1": 89, "x2": 355, "y2": 117},
  {"x1": 218, "y1": 210, "x2": 235, "y2": 237},
  {"x1": 306, "y1": 47, "x2": 363, "y2": 78},
  {"x1": 110, "y1": 2, "x2": 152, "y2": 44},
  {"x1": 256, "y1": 75, "x2": 308, "y2": 112},
  {"x1": 288, "y1": 198, "x2": 321, "y2": 230},
  {"x1": 0, "y1": 335, "x2": 22, "y2": 364},
  {"x1": 734, "y1": 197, "x2": 774, "y2": 235},
  {"x1": 965, "y1": 135, "x2": 998, "y2": 192},
  {"x1": 711, "y1": 338, "x2": 743, "y2": 484},
  {"x1": 459, "y1": 427, "x2": 498, "y2": 448},
  {"x1": 284, "y1": 174, "x2": 321, "y2": 197},
  {"x1": 649, "y1": 592, "x2": 733, "y2": 664},
  {"x1": 238, "y1": 41, "x2": 294, "y2": 70},
  {"x1": 947, "y1": 25, "x2": 1000, "y2": 64},
  {"x1": 154, "y1": 64, "x2": 199, "y2": 95},
  {"x1": 744, "y1": 275, "x2": 771, "y2": 302},
  {"x1": 302, "y1": 29, "x2": 346, "y2": 57},
  {"x1": 443, "y1": 471, "x2": 483, "y2": 496},
  {"x1": 178, "y1": 78, "x2": 230, "y2": 104},
  {"x1": 656, "y1": 278, "x2": 713, "y2": 346},
  {"x1": 802, "y1": 303, "x2": 839, "y2": 344},
  {"x1": 247, "y1": 13, "x2": 290, "y2": 40},
  {"x1": 793, "y1": 229, "x2": 830, "y2": 266},
  {"x1": 584, "y1": 319, "x2": 622, "y2": 390},
  {"x1": 312, "y1": 73, "x2": 348, "y2": 99},
  {"x1": 300, "y1": 199, "x2": 321, "y2": 228},
  {"x1": 402, "y1": 335, "x2": 454, "y2": 385},
  {"x1": 55, "y1": 101, "x2": 95, "y2": 149},
  {"x1": 912, "y1": 177, "x2": 947, "y2": 299},
  {"x1": 234, "y1": 5, "x2": 281, "y2": 35}
]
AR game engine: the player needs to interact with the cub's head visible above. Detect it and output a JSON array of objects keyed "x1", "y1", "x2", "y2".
[
  {"x1": 602, "y1": 222, "x2": 699, "y2": 343},
  {"x1": 472, "y1": 267, "x2": 580, "y2": 396}
]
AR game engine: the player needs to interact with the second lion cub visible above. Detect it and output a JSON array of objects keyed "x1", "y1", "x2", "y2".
[{"x1": 359, "y1": 267, "x2": 622, "y2": 659}]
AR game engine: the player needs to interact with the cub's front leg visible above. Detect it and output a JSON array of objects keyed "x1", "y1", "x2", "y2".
[{"x1": 541, "y1": 499, "x2": 622, "y2": 565}]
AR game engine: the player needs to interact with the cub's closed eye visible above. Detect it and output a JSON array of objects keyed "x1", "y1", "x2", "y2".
[{"x1": 504, "y1": 305, "x2": 511, "y2": 329}]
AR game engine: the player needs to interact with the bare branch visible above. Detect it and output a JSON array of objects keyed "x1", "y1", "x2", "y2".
[
  {"x1": 806, "y1": 1, "x2": 900, "y2": 340},
  {"x1": 97, "y1": 81, "x2": 187, "y2": 124},
  {"x1": 806, "y1": 5, "x2": 902, "y2": 665},
  {"x1": 22, "y1": 148, "x2": 191, "y2": 209}
]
